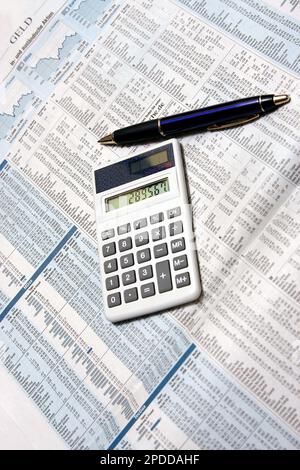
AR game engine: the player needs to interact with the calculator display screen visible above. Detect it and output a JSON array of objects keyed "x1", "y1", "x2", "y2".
[{"x1": 105, "y1": 178, "x2": 169, "y2": 211}]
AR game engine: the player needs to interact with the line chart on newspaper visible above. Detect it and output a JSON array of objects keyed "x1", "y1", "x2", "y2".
[{"x1": 0, "y1": 0, "x2": 299, "y2": 450}]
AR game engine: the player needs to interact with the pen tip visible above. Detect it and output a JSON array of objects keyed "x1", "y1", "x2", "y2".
[
  {"x1": 273, "y1": 94, "x2": 291, "y2": 106},
  {"x1": 98, "y1": 133, "x2": 116, "y2": 145}
]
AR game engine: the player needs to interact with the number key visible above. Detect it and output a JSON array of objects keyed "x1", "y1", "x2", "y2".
[
  {"x1": 135, "y1": 231, "x2": 149, "y2": 247},
  {"x1": 104, "y1": 258, "x2": 118, "y2": 273},
  {"x1": 139, "y1": 265, "x2": 153, "y2": 281},
  {"x1": 120, "y1": 253, "x2": 134, "y2": 269},
  {"x1": 105, "y1": 275, "x2": 119, "y2": 291},
  {"x1": 118, "y1": 237, "x2": 132, "y2": 252},
  {"x1": 137, "y1": 248, "x2": 151, "y2": 264},
  {"x1": 122, "y1": 270, "x2": 136, "y2": 286},
  {"x1": 102, "y1": 242, "x2": 116, "y2": 257},
  {"x1": 107, "y1": 292, "x2": 121, "y2": 308}
]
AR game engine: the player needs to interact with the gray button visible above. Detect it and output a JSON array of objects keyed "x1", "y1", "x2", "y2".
[
  {"x1": 105, "y1": 275, "x2": 119, "y2": 291},
  {"x1": 175, "y1": 272, "x2": 190, "y2": 288},
  {"x1": 156, "y1": 260, "x2": 172, "y2": 293},
  {"x1": 102, "y1": 241, "x2": 116, "y2": 257},
  {"x1": 167, "y1": 207, "x2": 181, "y2": 219},
  {"x1": 171, "y1": 237, "x2": 185, "y2": 253},
  {"x1": 141, "y1": 282, "x2": 155, "y2": 298},
  {"x1": 104, "y1": 258, "x2": 118, "y2": 273},
  {"x1": 118, "y1": 223, "x2": 131, "y2": 235},
  {"x1": 150, "y1": 212, "x2": 164, "y2": 224},
  {"x1": 120, "y1": 253, "x2": 134, "y2": 269},
  {"x1": 101, "y1": 228, "x2": 115, "y2": 240},
  {"x1": 107, "y1": 292, "x2": 121, "y2": 308},
  {"x1": 151, "y1": 226, "x2": 166, "y2": 242},
  {"x1": 118, "y1": 237, "x2": 132, "y2": 252},
  {"x1": 139, "y1": 265, "x2": 153, "y2": 281},
  {"x1": 173, "y1": 255, "x2": 188, "y2": 271},
  {"x1": 134, "y1": 218, "x2": 147, "y2": 230},
  {"x1": 137, "y1": 248, "x2": 151, "y2": 264},
  {"x1": 154, "y1": 243, "x2": 168, "y2": 259},
  {"x1": 169, "y1": 221, "x2": 183, "y2": 236},
  {"x1": 122, "y1": 270, "x2": 136, "y2": 286},
  {"x1": 124, "y1": 287, "x2": 138, "y2": 303},
  {"x1": 135, "y1": 231, "x2": 149, "y2": 247}
]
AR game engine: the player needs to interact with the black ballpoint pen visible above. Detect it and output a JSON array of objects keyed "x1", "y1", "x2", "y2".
[{"x1": 98, "y1": 94, "x2": 290, "y2": 146}]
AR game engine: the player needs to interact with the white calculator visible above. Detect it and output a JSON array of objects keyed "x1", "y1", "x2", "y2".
[{"x1": 93, "y1": 139, "x2": 201, "y2": 322}]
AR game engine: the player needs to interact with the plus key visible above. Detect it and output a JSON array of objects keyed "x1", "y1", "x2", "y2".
[{"x1": 155, "y1": 260, "x2": 172, "y2": 293}]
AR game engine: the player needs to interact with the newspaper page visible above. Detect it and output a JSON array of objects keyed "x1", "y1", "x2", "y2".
[{"x1": 0, "y1": 0, "x2": 299, "y2": 450}]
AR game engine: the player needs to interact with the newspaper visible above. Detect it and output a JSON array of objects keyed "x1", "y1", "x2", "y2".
[{"x1": 0, "y1": 0, "x2": 299, "y2": 450}]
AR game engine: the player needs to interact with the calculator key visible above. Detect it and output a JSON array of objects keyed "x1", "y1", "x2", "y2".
[
  {"x1": 104, "y1": 258, "x2": 118, "y2": 273},
  {"x1": 134, "y1": 218, "x2": 147, "y2": 230},
  {"x1": 171, "y1": 237, "x2": 185, "y2": 253},
  {"x1": 107, "y1": 292, "x2": 121, "y2": 308},
  {"x1": 156, "y1": 260, "x2": 172, "y2": 293},
  {"x1": 118, "y1": 223, "x2": 131, "y2": 235},
  {"x1": 137, "y1": 248, "x2": 151, "y2": 264},
  {"x1": 105, "y1": 275, "x2": 119, "y2": 291},
  {"x1": 124, "y1": 287, "x2": 138, "y2": 303},
  {"x1": 139, "y1": 265, "x2": 153, "y2": 281},
  {"x1": 167, "y1": 207, "x2": 181, "y2": 219},
  {"x1": 120, "y1": 253, "x2": 134, "y2": 269},
  {"x1": 150, "y1": 212, "x2": 164, "y2": 224},
  {"x1": 122, "y1": 270, "x2": 136, "y2": 286},
  {"x1": 173, "y1": 255, "x2": 188, "y2": 271},
  {"x1": 118, "y1": 237, "x2": 132, "y2": 252},
  {"x1": 135, "y1": 231, "x2": 149, "y2": 247},
  {"x1": 175, "y1": 272, "x2": 190, "y2": 288},
  {"x1": 102, "y1": 242, "x2": 116, "y2": 257},
  {"x1": 151, "y1": 226, "x2": 166, "y2": 242},
  {"x1": 101, "y1": 228, "x2": 115, "y2": 240},
  {"x1": 169, "y1": 221, "x2": 183, "y2": 236},
  {"x1": 141, "y1": 282, "x2": 155, "y2": 298},
  {"x1": 154, "y1": 243, "x2": 168, "y2": 259}
]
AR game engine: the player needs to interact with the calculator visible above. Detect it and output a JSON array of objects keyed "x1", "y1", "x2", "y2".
[{"x1": 93, "y1": 139, "x2": 201, "y2": 322}]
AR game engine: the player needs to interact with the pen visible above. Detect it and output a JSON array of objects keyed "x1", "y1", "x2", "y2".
[{"x1": 98, "y1": 94, "x2": 290, "y2": 146}]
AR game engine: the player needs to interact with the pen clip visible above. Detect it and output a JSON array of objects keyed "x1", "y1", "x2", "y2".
[{"x1": 207, "y1": 114, "x2": 260, "y2": 131}]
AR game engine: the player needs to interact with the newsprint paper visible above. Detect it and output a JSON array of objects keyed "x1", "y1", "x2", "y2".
[{"x1": 0, "y1": 0, "x2": 299, "y2": 449}]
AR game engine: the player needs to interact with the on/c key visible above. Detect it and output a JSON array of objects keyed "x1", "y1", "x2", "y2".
[{"x1": 155, "y1": 260, "x2": 172, "y2": 293}]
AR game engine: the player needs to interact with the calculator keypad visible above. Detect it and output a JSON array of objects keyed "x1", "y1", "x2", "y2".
[{"x1": 102, "y1": 207, "x2": 191, "y2": 309}]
